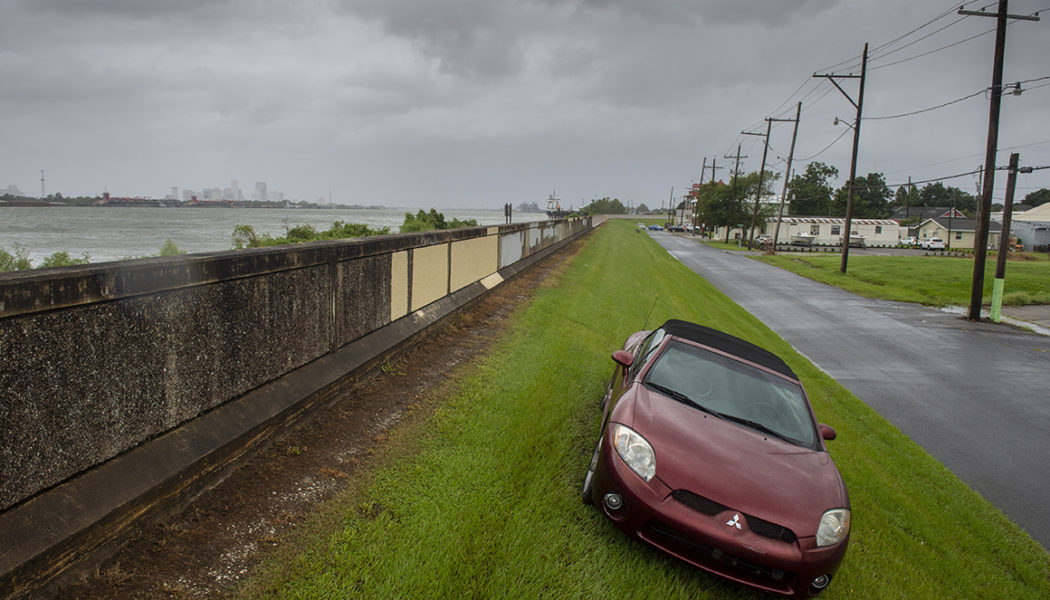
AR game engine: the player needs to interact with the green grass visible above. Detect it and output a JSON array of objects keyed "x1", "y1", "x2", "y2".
[
  {"x1": 701, "y1": 239, "x2": 754, "y2": 251},
  {"x1": 753, "y1": 253, "x2": 1050, "y2": 307},
  {"x1": 238, "y1": 220, "x2": 1050, "y2": 599}
]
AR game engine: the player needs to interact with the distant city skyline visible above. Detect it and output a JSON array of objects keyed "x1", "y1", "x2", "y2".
[{"x1": 2, "y1": 176, "x2": 323, "y2": 205}]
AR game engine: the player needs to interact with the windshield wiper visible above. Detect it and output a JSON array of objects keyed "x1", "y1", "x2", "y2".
[
  {"x1": 719, "y1": 413, "x2": 794, "y2": 444},
  {"x1": 645, "y1": 382, "x2": 722, "y2": 417}
]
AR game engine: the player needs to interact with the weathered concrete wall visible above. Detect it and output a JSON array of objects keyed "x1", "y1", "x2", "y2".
[
  {"x1": 0, "y1": 215, "x2": 593, "y2": 598},
  {"x1": 0, "y1": 217, "x2": 590, "y2": 513}
]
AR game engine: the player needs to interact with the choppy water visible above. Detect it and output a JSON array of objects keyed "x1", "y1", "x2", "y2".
[{"x1": 0, "y1": 206, "x2": 541, "y2": 266}]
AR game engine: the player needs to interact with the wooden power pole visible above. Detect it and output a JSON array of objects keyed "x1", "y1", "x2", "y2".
[
  {"x1": 815, "y1": 42, "x2": 867, "y2": 273},
  {"x1": 960, "y1": 0, "x2": 1040, "y2": 321}
]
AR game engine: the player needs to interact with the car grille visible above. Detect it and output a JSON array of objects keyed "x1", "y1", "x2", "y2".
[
  {"x1": 671, "y1": 489, "x2": 797, "y2": 544},
  {"x1": 671, "y1": 489, "x2": 727, "y2": 516},
  {"x1": 646, "y1": 522, "x2": 796, "y2": 592},
  {"x1": 746, "y1": 515, "x2": 797, "y2": 544}
]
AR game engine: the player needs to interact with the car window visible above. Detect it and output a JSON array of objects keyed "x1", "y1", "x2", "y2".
[
  {"x1": 632, "y1": 328, "x2": 666, "y2": 377},
  {"x1": 644, "y1": 340, "x2": 818, "y2": 449}
]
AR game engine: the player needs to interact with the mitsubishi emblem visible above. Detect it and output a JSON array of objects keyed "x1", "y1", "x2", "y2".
[{"x1": 726, "y1": 513, "x2": 742, "y2": 529}]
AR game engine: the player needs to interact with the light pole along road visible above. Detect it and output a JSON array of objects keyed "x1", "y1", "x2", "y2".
[{"x1": 651, "y1": 232, "x2": 1050, "y2": 551}]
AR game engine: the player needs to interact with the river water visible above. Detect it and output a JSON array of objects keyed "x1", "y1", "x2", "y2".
[{"x1": 0, "y1": 206, "x2": 543, "y2": 266}]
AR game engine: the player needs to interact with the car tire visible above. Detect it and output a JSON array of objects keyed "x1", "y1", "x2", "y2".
[{"x1": 581, "y1": 437, "x2": 602, "y2": 504}]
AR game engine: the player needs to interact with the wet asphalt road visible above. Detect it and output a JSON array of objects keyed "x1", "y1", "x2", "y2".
[{"x1": 650, "y1": 232, "x2": 1050, "y2": 550}]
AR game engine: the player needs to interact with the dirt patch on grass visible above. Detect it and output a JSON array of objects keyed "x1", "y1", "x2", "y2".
[{"x1": 54, "y1": 237, "x2": 585, "y2": 600}]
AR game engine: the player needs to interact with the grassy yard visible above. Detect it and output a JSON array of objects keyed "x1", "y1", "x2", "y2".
[
  {"x1": 237, "y1": 219, "x2": 1050, "y2": 599},
  {"x1": 701, "y1": 238, "x2": 753, "y2": 251},
  {"x1": 754, "y1": 252, "x2": 1050, "y2": 307}
]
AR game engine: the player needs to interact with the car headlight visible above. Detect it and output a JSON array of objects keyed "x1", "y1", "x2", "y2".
[
  {"x1": 613, "y1": 424, "x2": 656, "y2": 482},
  {"x1": 816, "y1": 508, "x2": 851, "y2": 547}
]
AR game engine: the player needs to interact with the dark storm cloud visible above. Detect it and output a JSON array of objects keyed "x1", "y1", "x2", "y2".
[
  {"x1": 0, "y1": 0, "x2": 1046, "y2": 205},
  {"x1": 337, "y1": 0, "x2": 538, "y2": 79}
]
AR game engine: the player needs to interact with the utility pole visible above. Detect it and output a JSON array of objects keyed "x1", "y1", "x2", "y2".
[
  {"x1": 948, "y1": 189, "x2": 955, "y2": 250},
  {"x1": 815, "y1": 42, "x2": 867, "y2": 273},
  {"x1": 990, "y1": 153, "x2": 1031, "y2": 322},
  {"x1": 960, "y1": 0, "x2": 1040, "y2": 321},
  {"x1": 667, "y1": 185, "x2": 675, "y2": 227},
  {"x1": 723, "y1": 145, "x2": 746, "y2": 244},
  {"x1": 742, "y1": 121, "x2": 771, "y2": 249},
  {"x1": 773, "y1": 102, "x2": 802, "y2": 253},
  {"x1": 692, "y1": 157, "x2": 707, "y2": 232}
]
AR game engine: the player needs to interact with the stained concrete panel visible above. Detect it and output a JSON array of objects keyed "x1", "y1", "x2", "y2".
[
  {"x1": 450, "y1": 235, "x2": 498, "y2": 292},
  {"x1": 411, "y1": 244, "x2": 449, "y2": 311},
  {"x1": 528, "y1": 224, "x2": 543, "y2": 252},
  {"x1": 337, "y1": 254, "x2": 393, "y2": 346},
  {"x1": 500, "y1": 231, "x2": 524, "y2": 269},
  {"x1": 0, "y1": 266, "x2": 329, "y2": 510}
]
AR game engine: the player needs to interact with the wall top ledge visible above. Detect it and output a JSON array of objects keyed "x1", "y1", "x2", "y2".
[{"x1": 0, "y1": 226, "x2": 515, "y2": 320}]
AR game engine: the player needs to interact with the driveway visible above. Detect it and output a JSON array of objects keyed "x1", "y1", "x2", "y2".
[{"x1": 651, "y1": 232, "x2": 1050, "y2": 550}]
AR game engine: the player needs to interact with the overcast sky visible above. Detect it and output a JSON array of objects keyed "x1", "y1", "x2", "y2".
[{"x1": 2, "y1": 0, "x2": 1048, "y2": 210}]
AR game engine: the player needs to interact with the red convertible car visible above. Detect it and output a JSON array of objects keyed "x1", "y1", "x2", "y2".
[{"x1": 582, "y1": 320, "x2": 850, "y2": 598}]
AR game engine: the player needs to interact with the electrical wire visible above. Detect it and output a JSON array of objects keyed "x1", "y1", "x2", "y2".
[
  {"x1": 887, "y1": 169, "x2": 983, "y2": 189},
  {"x1": 866, "y1": 89, "x2": 986, "y2": 120},
  {"x1": 868, "y1": 76, "x2": 1050, "y2": 120},
  {"x1": 794, "y1": 128, "x2": 851, "y2": 163},
  {"x1": 868, "y1": 16, "x2": 970, "y2": 67},
  {"x1": 871, "y1": 26, "x2": 995, "y2": 71}
]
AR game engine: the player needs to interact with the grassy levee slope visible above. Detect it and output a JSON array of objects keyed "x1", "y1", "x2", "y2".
[
  {"x1": 240, "y1": 220, "x2": 1050, "y2": 599},
  {"x1": 754, "y1": 253, "x2": 1050, "y2": 307}
]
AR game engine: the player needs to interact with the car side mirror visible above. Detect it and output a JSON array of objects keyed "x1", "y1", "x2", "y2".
[
  {"x1": 612, "y1": 350, "x2": 634, "y2": 368},
  {"x1": 819, "y1": 423, "x2": 837, "y2": 441}
]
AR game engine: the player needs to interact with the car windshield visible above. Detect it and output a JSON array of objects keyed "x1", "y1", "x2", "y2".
[{"x1": 643, "y1": 340, "x2": 818, "y2": 449}]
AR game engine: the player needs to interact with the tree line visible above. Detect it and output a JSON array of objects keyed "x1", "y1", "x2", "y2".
[{"x1": 690, "y1": 161, "x2": 1049, "y2": 233}]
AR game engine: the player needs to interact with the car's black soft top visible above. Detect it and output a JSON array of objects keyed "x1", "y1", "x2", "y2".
[{"x1": 659, "y1": 319, "x2": 797, "y2": 380}]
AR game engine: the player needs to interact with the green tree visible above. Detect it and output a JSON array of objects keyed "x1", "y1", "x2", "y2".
[
  {"x1": 693, "y1": 181, "x2": 733, "y2": 234},
  {"x1": 1024, "y1": 188, "x2": 1050, "y2": 207},
  {"x1": 893, "y1": 184, "x2": 920, "y2": 208},
  {"x1": 159, "y1": 239, "x2": 185, "y2": 256},
  {"x1": 400, "y1": 209, "x2": 478, "y2": 233},
  {"x1": 40, "y1": 251, "x2": 90, "y2": 268},
  {"x1": 636, "y1": 203, "x2": 650, "y2": 213},
  {"x1": 788, "y1": 162, "x2": 839, "y2": 216},
  {"x1": 232, "y1": 224, "x2": 261, "y2": 249},
  {"x1": 232, "y1": 221, "x2": 390, "y2": 248},
  {"x1": 0, "y1": 245, "x2": 33, "y2": 272},
  {"x1": 578, "y1": 197, "x2": 626, "y2": 216},
  {"x1": 832, "y1": 172, "x2": 891, "y2": 218}
]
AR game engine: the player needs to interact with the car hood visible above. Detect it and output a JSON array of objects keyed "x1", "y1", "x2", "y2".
[{"x1": 621, "y1": 385, "x2": 848, "y2": 537}]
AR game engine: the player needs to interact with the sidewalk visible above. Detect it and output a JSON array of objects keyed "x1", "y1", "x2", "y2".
[{"x1": 1000, "y1": 304, "x2": 1050, "y2": 336}]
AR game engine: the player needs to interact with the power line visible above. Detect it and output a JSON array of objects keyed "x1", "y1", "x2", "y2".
[
  {"x1": 869, "y1": 16, "x2": 970, "y2": 67},
  {"x1": 871, "y1": 26, "x2": 995, "y2": 71},
  {"x1": 870, "y1": 1, "x2": 979, "y2": 56},
  {"x1": 886, "y1": 168, "x2": 982, "y2": 189},
  {"x1": 865, "y1": 89, "x2": 986, "y2": 120},
  {"x1": 794, "y1": 128, "x2": 851, "y2": 163}
]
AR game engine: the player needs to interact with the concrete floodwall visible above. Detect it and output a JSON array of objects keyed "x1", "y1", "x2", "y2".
[{"x1": 0, "y1": 216, "x2": 591, "y2": 597}]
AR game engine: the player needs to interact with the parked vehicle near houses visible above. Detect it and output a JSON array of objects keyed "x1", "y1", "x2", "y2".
[
  {"x1": 920, "y1": 237, "x2": 945, "y2": 250},
  {"x1": 755, "y1": 234, "x2": 774, "y2": 247},
  {"x1": 790, "y1": 233, "x2": 815, "y2": 246},
  {"x1": 899, "y1": 236, "x2": 917, "y2": 247},
  {"x1": 582, "y1": 319, "x2": 850, "y2": 598}
]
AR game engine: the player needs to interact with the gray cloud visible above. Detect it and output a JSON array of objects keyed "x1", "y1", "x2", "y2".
[{"x1": 0, "y1": 0, "x2": 1046, "y2": 207}]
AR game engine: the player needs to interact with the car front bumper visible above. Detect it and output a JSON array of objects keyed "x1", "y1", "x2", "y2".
[{"x1": 590, "y1": 437, "x2": 848, "y2": 598}]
